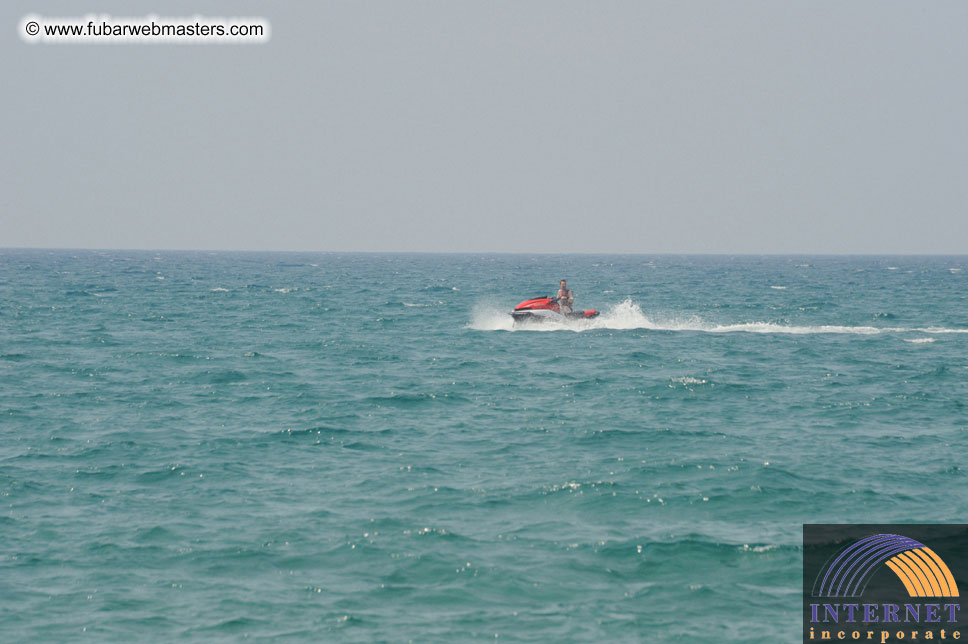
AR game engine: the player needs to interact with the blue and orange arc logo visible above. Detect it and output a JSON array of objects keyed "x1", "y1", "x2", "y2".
[{"x1": 814, "y1": 534, "x2": 960, "y2": 598}]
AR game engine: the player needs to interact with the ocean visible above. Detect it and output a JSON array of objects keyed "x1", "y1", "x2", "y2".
[{"x1": 1, "y1": 250, "x2": 966, "y2": 642}]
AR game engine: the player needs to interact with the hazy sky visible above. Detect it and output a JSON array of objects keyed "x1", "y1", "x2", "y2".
[{"x1": 3, "y1": 1, "x2": 966, "y2": 253}]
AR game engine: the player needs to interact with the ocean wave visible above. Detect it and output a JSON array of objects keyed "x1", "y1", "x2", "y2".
[
  {"x1": 914, "y1": 327, "x2": 968, "y2": 334},
  {"x1": 671, "y1": 376, "x2": 708, "y2": 386},
  {"x1": 469, "y1": 299, "x2": 968, "y2": 335}
]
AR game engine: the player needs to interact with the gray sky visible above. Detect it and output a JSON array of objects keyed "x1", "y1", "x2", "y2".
[{"x1": 3, "y1": 1, "x2": 966, "y2": 253}]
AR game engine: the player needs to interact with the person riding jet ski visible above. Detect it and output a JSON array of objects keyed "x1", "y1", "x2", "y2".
[
  {"x1": 509, "y1": 280, "x2": 599, "y2": 324},
  {"x1": 556, "y1": 279, "x2": 575, "y2": 314}
]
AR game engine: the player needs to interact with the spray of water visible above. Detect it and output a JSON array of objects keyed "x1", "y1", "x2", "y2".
[{"x1": 467, "y1": 299, "x2": 968, "y2": 336}]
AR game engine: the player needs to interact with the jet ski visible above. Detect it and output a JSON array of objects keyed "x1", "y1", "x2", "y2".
[{"x1": 510, "y1": 296, "x2": 600, "y2": 324}]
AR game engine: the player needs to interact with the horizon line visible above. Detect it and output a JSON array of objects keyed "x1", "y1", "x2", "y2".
[{"x1": 1, "y1": 246, "x2": 967, "y2": 257}]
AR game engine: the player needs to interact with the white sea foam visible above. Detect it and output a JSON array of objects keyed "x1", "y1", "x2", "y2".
[
  {"x1": 210, "y1": 287, "x2": 230, "y2": 292},
  {"x1": 671, "y1": 376, "x2": 707, "y2": 385},
  {"x1": 904, "y1": 338, "x2": 936, "y2": 344},
  {"x1": 468, "y1": 298, "x2": 968, "y2": 335},
  {"x1": 770, "y1": 286, "x2": 787, "y2": 290},
  {"x1": 469, "y1": 303, "x2": 516, "y2": 331},
  {"x1": 274, "y1": 287, "x2": 294, "y2": 293}
]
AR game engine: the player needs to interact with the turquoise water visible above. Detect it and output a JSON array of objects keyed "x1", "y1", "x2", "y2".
[{"x1": 2, "y1": 250, "x2": 967, "y2": 642}]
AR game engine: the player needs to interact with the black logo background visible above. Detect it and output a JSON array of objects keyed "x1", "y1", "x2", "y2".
[{"x1": 803, "y1": 524, "x2": 968, "y2": 642}]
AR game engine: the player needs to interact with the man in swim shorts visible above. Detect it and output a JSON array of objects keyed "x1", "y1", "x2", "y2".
[{"x1": 556, "y1": 279, "x2": 575, "y2": 314}]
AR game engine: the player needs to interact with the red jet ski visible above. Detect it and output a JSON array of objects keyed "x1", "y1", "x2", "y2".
[{"x1": 510, "y1": 296, "x2": 600, "y2": 324}]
